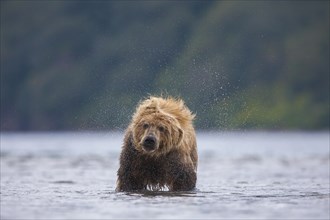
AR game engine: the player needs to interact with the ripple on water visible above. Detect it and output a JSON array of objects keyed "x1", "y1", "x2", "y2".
[{"x1": 51, "y1": 180, "x2": 76, "y2": 184}]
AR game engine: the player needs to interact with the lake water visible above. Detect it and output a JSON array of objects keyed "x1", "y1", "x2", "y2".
[{"x1": 1, "y1": 131, "x2": 329, "y2": 219}]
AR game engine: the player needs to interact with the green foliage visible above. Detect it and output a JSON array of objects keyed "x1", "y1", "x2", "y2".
[
  {"x1": 1, "y1": 1, "x2": 329, "y2": 130},
  {"x1": 229, "y1": 85, "x2": 329, "y2": 129}
]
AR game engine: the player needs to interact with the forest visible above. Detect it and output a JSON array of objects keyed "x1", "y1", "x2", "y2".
[{"x1": 1, "y1": 1, "x2": 329, "y2": 131}]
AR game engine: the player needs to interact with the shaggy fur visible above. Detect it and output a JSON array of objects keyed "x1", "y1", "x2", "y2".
[{"x1": 116, "y1": 96, "x2": 197, "y2": 191}]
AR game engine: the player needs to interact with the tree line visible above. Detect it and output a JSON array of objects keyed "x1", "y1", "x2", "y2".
[{"x1": 1, "y1": 1, "x2": 329, "y2": 131}]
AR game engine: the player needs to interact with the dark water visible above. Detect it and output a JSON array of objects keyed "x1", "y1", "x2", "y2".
[{"x1": 1, "y1": 132, "x2": 329, "y2": 219}]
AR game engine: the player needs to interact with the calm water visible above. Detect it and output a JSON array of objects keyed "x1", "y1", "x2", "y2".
[{"x1": 1, "y1": 131, "x2": 329, "y2": 219}]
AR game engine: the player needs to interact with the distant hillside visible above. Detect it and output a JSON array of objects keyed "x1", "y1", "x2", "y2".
[{"x1": 1, "y1": 1, "x2": 329, "y2": 130}]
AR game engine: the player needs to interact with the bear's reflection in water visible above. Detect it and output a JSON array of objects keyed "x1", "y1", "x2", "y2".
[{"x1": 124, "y1": 190, "x2": 204, "y2": 198}]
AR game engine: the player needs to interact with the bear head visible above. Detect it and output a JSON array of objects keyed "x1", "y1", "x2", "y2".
[{"x1": 131, "y1": 98, "x2": 184, "y2": 156}]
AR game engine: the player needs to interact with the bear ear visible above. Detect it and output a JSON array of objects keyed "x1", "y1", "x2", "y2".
[{"x1": 177, "y1": 127, "x2": 183, "y2": 146}]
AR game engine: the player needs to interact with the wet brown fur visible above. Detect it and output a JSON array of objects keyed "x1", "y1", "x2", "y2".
[{"x1": 116, "y1": 96, "x2": 197, "y2": 191}]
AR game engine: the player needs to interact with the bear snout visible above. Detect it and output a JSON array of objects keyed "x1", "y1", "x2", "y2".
[{"x1": 142, "y1": 136, "x2": 157, "y2": 152}]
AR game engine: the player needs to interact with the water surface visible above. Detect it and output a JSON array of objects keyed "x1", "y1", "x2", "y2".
[{"x1": 1, "y1": 132, "x2": 329, "y2": 219}]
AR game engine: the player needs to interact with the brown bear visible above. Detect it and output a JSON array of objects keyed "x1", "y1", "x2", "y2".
[{"x1": 116, "y1": 96, "x2": 197, "y2": 191}]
